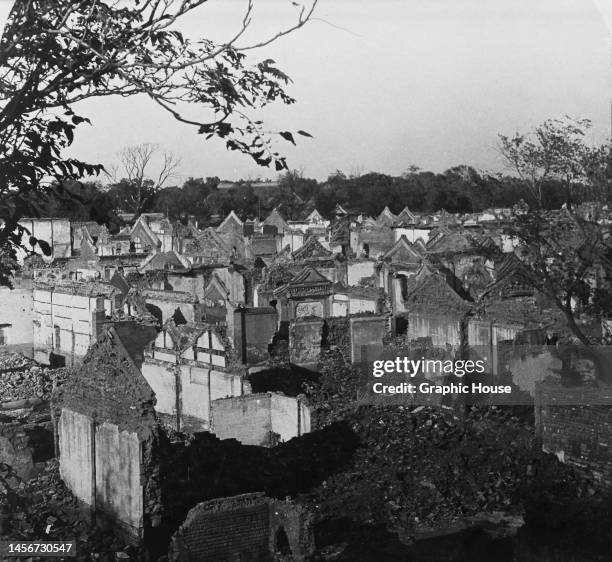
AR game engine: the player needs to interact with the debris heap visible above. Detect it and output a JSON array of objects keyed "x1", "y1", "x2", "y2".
[
  {"x1": 0, "y1": 353, "x2": 68, "y2": 404},
  {"x1": 301, "y1": 405, "x2": 583, "y2": 536}
]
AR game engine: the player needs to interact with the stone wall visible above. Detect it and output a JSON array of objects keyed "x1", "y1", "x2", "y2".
[
  {"x1": 535, "y1": 382, "x2": 612, "y2": 487},
  {"x1": 168, "y1": 493, "x2": 315, "y2": 562},
  {"x1": 211, "y1": 393, "x2": 311, "y2": 446},
  {"x1": 349, "y1": 315, "x2": 387, "y2": 364},
  {"x1": 289, "y1": 318, "x2": 324, "y2": 366}
]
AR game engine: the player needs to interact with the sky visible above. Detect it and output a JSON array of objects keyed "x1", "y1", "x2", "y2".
[{"x1": 1, "y1": 0, "x2": 612, "y2": 183}]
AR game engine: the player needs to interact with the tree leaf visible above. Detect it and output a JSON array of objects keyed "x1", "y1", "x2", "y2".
[{"x1": 279, "y1": 131, "x2": 296, "y2": 145}]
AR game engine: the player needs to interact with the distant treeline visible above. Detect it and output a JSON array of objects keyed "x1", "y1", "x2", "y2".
[{"x1": 40, "y1": 166, "x2": 603, "y2": 229}]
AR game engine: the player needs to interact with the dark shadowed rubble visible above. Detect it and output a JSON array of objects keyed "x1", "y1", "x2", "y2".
[{"x1": 300, "y1": 405, "x2": 585, "y2": 541}]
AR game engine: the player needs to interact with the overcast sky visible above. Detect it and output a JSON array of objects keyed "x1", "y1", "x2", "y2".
[{"x1": 2, "y1": 0, "x2": 612, "y2": 182}]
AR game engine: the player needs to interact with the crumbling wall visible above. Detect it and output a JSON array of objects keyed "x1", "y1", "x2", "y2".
[
  {"x1": 535, "y1": 382, "x2": 612, "y2": 487},
  {"x1": 289, "y1": 318, "x2": 324, "y2": 366},
  {"x1": 168, "y1": 493, "x2": 270, "y2": 561},
  {"x1": 142, "y1": 358, "x2": 245, "y2": 428},
  {"x1": 349, "y1": 315, "x2": 386, "y2": 364},
  {"x1": 168, "y1": 493, "x2": 315, "y2": 562},
  {"x1": 141, "y1": 360, "x2": 176, "y2": 415},
  {"x1": 270, "y1": 394, "x2": 310, "y2": 443},
  {"x1": 211, "y1": 393, "x2": 310, "y2": 446},
  {"x1": 211, "y1": 394, "x2": 272, "y2": 446}
]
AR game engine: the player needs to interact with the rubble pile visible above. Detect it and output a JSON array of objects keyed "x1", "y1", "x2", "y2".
[
  {"x1": 0, "y1": 460, "x2": 140, "y2": 561},
  {"x1": 0, "y1": 353, "x2": 68, "y2": 403},
  {"x1": 301, "y1": 405, "x2": 583, "y2": 536}
]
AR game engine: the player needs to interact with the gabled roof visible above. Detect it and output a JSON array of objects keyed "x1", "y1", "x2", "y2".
[
  {"x1": 402, "y1": 268, "x2": 472, "y2": 316},
  {"x1": 334, "y1": 203, "x2": 348, "y2": 216},
  {"x1": 426, "y1": 230, "x2": 477, "y2": 254},
  {"x1": 412, "y1": 238, "x2": 427, "y2": 253},
  {"x1": 291, "y1": 265, "x2": 331, "y2": 285},
  {"x1": 263, "y1": 207, "x2": 289, "y2": 233},
  {"x1": 139, "y1": 250, "x2": 191, "y2": 272},
  {"x1": 130, "y1": 215, "x2": 160, "y2": 248},
  {"x1": 305, "y1": 209, "x2": 325, "y2": 223},
  {"x1": 272, "y1": 265, "x2": 331, "y2": 298},
  {"x1": 396, "y1": 206, "x2": 416, "y2": 223},
  {"x1": 216, "y1": 210, "x2": 243, "y2": 234},
  {"x1": 183, "y1": 228, "x2": 232, "y2": 262},
  {"x1": 292, "y1": 236, "x2": 333, "y2": 261},
  {"x1": 382, "y1": 236, "x2": 423, "y2": 264},
  {"x1": 202, "y1": 274, "x2": 230, "y2": 303},
  {"x1": 477, "y1": 254, "x2": 536, "y2": 304},
  {"x1": 377, "y1": 206, "x2": 397, "y2": 227}
]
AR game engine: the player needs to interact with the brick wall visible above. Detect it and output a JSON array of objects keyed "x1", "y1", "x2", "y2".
[
  {"x1": 535, "y1": 382, "x2": 612, "y2": 487},
  {"x1": 168, "y1": 493, "x2": 315, "y2": 562},
  {"x1": 169, "y1": 493, "x2": 269, "y2": 561}
]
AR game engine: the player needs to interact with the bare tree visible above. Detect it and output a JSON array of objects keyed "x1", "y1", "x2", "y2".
[{"x1": 110, "y1": 143, "x2": 181, "y2": 215}]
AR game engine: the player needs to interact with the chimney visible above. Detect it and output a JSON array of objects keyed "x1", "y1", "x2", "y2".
[{"x1": 91, "y1": 297, "x2": 107, "y2": 343}]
